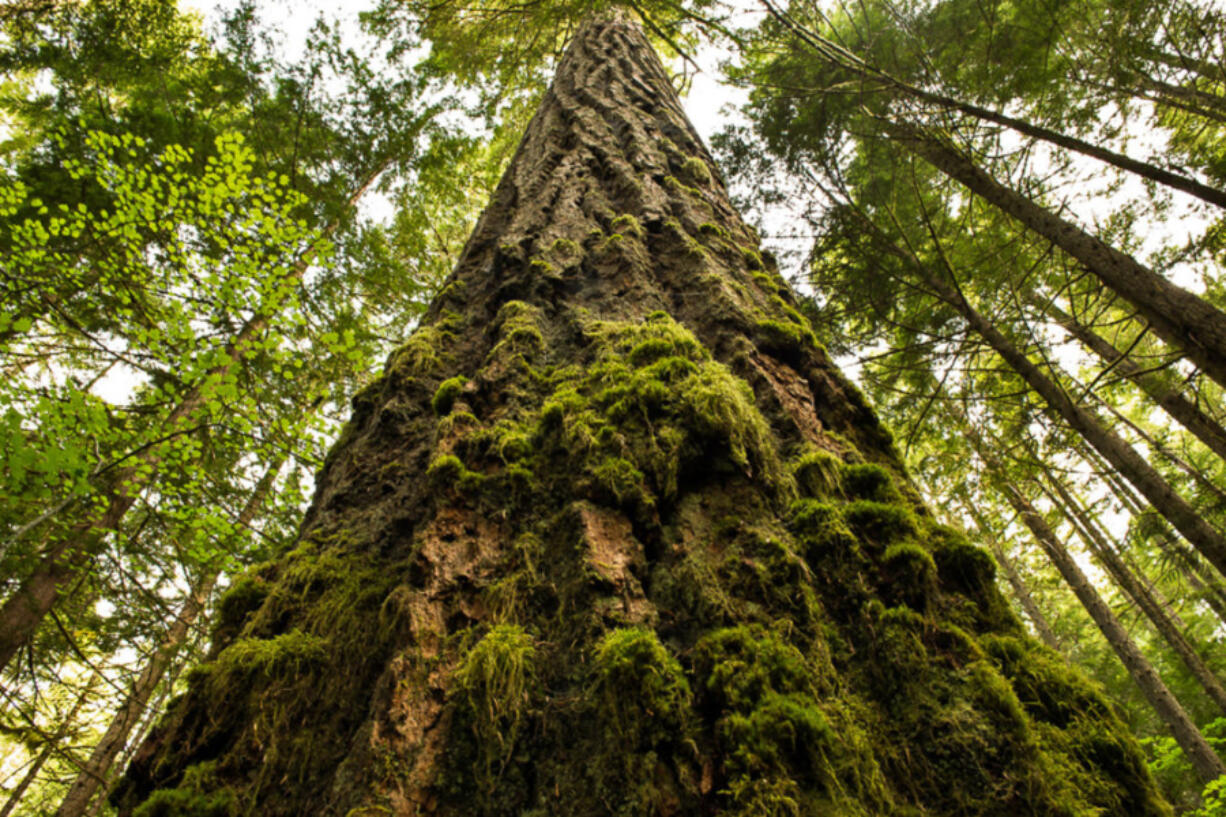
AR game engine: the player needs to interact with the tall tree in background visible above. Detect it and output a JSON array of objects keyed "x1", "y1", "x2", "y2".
[{"x1": 112, "y1": 14, "x2": 1169, "y2": 816}]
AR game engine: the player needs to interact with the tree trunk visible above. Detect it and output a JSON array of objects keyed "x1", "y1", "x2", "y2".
[
  {"x1": 956, "y1": 497, "x2": 1062, "y2": 651},
  {"x1": 1080, "y1": 439, "x2": 1226, "y2": 625},
  {"x1": 913, "y1": 264, "x2": 1226, "y2": 581},
  {"x1": 889, "y1": 120, "x2": 1226, "y2": 390},
  {"x1": 112, "y1": 14, "x2": 1174, "y2": 816},
  {"x1": 0, "y1": 677, "x2": 96, "y2": 817},
  {"x1": 1038, "y1": 297, "x2": 1226, "y2": 465},
  {"x1": 963, "y1": 423, "x2": 1226, "y2": 783},
  {"x1": 1042, "y1": 470, "x2": 1226, "y2": 716}
]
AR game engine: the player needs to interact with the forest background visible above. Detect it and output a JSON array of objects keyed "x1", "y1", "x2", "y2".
[{"x1": 3, "y1": 0, "x2": 1226, "y2": 813}]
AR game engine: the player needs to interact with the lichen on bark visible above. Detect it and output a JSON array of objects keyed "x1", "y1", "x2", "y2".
[{"x1": 115, "y1": 12, "x2": 1172, "y2": 817}]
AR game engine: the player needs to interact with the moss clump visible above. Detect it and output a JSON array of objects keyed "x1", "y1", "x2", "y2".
[
  {"x1": 755, "y1": 319, "x2": 819, "y2": 356},
  {"x1": 840, "y1": 463, "x2": 899, "y2": 503},
  {"x1": 792, "y1": 449, "x2": 843, "y2": 498},
  {"x1": 432, "y1": 376, "x2": 466, "y2": 416},
  {"x1": 680, "y1": 155, "x2": 713, "y2": 186},
  {"x1": 592, "y1": 627, "x2": 691, "y2": 739},
  {"x1": 426, "y1": 454, "x2": 486, "y2": 494},
  {"x1": 453, "y1": 625, "x2": 537, "y2": 781},
  {"x1": 842, "y1": 500, "x2": 918, "y2": 547},
  {"x1": 743, "y1": 248, "x2": 765, "y2": 271},
  {"x1": 386, "y1": 311, "x2": 463, "y2": 377},
  {"x1": 610, "y1": 212, "x2": 645, "y2": 239},
  {"x1": 880, "y1": 542, "x2": 937, "y2": 611},
  {"x1": 132, "y1": 787, "x2": 234, "y2": 817},
  {"x1": 488, "y1": 301, "x2": 546, "y2": 362},
  {"x1": 211, "y1": 629, "x2": 328, "y2": 683},
  {"x1": 698, "y1": 221, "x2": 729, "y2": 240},
  {"x1": 212, "y1": 575, "x2": 268, "y2": 645}
]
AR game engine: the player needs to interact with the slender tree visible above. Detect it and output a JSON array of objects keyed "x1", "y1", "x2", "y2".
[
  {"x1": 112, "y1": 14, "x2": 1171, "y2": 816},
  {"x1": 960, "y1": 414, "x2": 1226, "y2": 784}
]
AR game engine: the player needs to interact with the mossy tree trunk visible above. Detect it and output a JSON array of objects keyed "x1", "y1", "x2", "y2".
[{"x1": 114, "y1": 13, "x2": 1176, "y2": 817}]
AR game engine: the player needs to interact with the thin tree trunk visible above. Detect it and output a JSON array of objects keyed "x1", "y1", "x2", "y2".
[
  {"x1": 0, "y1": 678, "x2": 96, "y2": 817},
  {"x1": 760, "y1": 0, "x2": 1226, "y2": 210},
  {"x1": 1097, "y1": 395, "x2": 1226, "y2": 507},
  {"x1": 0, "y1": 165, "x2": 382, "y2": 676},
  {"x1": 1074, "y1": 439, "x2": 1226, "y2": 622},
  {"x1": 1042, "y1": 469, "x2": 1226, "y2": 715},
  {"x1": 889, "y1": 121, "x2": 1226, "y2": 390},
  {"x1": 957, "y1": 497, "x2": 1063, "y2": 650},
  {"x1": 964, "y1": 423, "x2": 1226, "y2": 783},
  {"x1": 891, "y1": 235, "x2": 1226, "y2": 581},
  {"x1": 1039, "y1": 297, "x2": 1226, "y2": 465},
  {"x1": 53, "y1": 455, "x2": 287, "y2": 817}
]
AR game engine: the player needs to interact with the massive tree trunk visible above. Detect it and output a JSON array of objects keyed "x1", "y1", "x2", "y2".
[
  {"x1": 113, "y1": 14, "x2": 1174, "y2": 817},
  {"x1": 956, "y1": 496, "x2": 1063, "y2": 651}
]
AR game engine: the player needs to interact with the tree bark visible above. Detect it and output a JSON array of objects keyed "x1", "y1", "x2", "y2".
[
  {"x1": 889, "y1": 121, "x2": 1226, "y2": 390},
  {"x1": 1038, "y1": 297, "x2": 1226, "y2": 465},
  {"x1": 113, "y1": 14, "x2": 1174, "y2": 816},
  {"x1": 963, "y1": 423, "x2": 1226, "y2": 784}
]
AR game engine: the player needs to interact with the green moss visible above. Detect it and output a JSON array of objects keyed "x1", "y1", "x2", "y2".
[
  {"x1": 488, "y1": 301, "x2": 546, "y2": 362},
  {"x1": 792, "y1": 449, "x2": 843, "y2": 498},
  {"x1": 698, "y1": 221, "x2": 729, "y2": 240},
  {"x1": 880, "y1": 542, "x2": 937, "y2": 611},
  {"x1": 840, "y1": 463, "x2": 900, "y2": 503},
  {"x1": 387, "y1": 313, "x2": 462, "y2": 378},
  {"x1": 610, "y1": 213, "x2": 645, "y2": 239},
  {"x1": 432, "y1": 376, "x2": 466, "y2": 415},
  {"x1": 755, "y1": 319, "x2": 819, "y2": 354},
  {"x1": 213, "y1": 575, "x2": 268, "y2": 640},
  {"x1": 453, "y1": 625, "x2": 537, "y2": 779},
  {"x1": 842, "y1": 500, "x2": 918, "y2": 546},
  {"x1": 132, "y1": 787, "x2": 234, "y2": 817},
  {"x1": 426, "y1": 454, "x2": 486, "y2": 494},
  {"x1": 592, "y1": 627, "x2": 691, "y2": 739},
  {"x1": 664, "y1": 174, "x2": 705, "y2": 201},
  {"x1": 680, "y1": 156, "x2": 713, "y2": 186},
  {"x1": 743, "y1": 249, "x2": 765, "y2": 271},
  {"x1": 211, "y1": 629, "x2": 328, "y2": 682}
]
